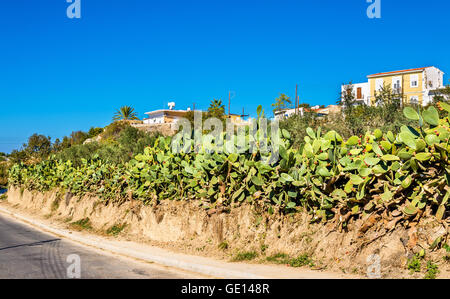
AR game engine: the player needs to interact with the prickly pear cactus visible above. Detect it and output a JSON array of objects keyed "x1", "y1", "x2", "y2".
[{"x1": 8, "y1": 104, "x2": 450, "y2": 225}]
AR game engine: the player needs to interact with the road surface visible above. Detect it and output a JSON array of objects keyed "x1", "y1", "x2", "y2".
[{"x1": 0, "y1": 213, "x2": 200, "y2": 279}]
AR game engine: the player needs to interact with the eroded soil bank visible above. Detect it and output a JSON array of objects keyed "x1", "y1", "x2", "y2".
[{"x1": 3, "y1": 187, "x2": 450, "y2": 278}]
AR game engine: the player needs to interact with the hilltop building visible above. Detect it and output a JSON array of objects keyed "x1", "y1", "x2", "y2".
[
  {"x1": 143, "y1": 109, "x2": 188, "y2": 125},
  {"x1": 137, "y1": 103, "x2": 251, "y2": 136},
  {"x1": 274, "y1": 105, "x2": 341, "y2": 120},
  {"x1": 342, "y1": 66, "x2": 445, "y2": 106}
]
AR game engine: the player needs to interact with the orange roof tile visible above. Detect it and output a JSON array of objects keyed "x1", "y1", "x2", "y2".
[{"x1": 367, "y1": 67, "x2": 430, "y2": 78}]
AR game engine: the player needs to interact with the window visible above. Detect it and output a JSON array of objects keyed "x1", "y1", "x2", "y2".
[
  {"x1": 376, "y1": 79, "x2": 384, "y2": 91},
  {"x1": 392, "y1": 77, "x2": 401, "y2": 92},
  {"x1": 410, "y1": 74, "x2": 419, "y2": 88},
  {"x1": 410, "y1": 96, "x2": 419, "y2": 105},
  {"x1": 357, "y1": 87, "x2": 362, "y2": 99}
]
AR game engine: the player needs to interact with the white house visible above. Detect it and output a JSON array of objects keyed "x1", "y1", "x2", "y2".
[
  {"x1": 342, "y1": 66, "x2": 445, "y2": 106},
  {"x1": 274, "y1": 105, "x2": 341, "y2": 120},
  {"x1": 143, "y1": 109, "x2": 189, "y2": 125},
  {"x1": 341, "y1": 82, "x2": 370, "y2": 106}
]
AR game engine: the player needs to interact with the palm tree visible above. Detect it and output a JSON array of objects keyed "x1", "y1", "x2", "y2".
[
  {"x1": 207, "y1": 99, "x2": 225, "y2": 119},
  {"x1": 113, "y1": 106, "x2": 139, "y2": 121}
]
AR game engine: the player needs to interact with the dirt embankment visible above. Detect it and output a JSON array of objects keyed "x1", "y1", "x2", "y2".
[{"x1": 3, "y1": 187, "x2": 450, "y2": 278}]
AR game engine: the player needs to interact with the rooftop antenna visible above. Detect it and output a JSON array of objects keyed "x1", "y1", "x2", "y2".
[{"x1": 240, "y1": 107, "x2": 249, "y2": 118}]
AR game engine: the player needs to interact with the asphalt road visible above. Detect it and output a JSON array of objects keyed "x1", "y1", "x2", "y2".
[{"x1": 0, "y1": 213, "x2": 198, "y2": 279}]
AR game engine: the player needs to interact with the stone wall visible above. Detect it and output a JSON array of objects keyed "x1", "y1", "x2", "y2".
[{"x1": 132, "y1": 123, "x2": 177, "y2": 136}]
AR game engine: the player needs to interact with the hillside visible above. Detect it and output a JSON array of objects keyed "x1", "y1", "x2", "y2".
[{"x1": 2, "y1": 99, "x2": 450, "y2": 278}]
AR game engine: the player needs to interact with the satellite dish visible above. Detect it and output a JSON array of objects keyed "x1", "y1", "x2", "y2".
[{"x1": 168, "y1": 102, "x2": 176, "y2": 110}]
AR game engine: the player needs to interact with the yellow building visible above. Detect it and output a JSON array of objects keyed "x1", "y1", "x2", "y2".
[
  {"x1": 227, "y1": 114, "x2": 252, "y2": 126},
  {"x1": 343, "y1": 66, "x2": 445, "y2": 106},
  {"x1": 227, "y1": 114, "x2": 242, "y2": 123}
]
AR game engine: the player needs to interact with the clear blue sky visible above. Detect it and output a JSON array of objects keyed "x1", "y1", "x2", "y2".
[{"x1": 1, "y1": 0, "x2": 449, "y2": 153}]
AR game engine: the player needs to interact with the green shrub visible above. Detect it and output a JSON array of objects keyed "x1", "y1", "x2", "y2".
[
  {"x1": 407, "y1": 255, "x2": 422, "y2": 273},
  {"x1": 0, "y1": 162, "x2": 9, "y2": 187},
  {"x1": 70, "y1": 218, "x2": 92, "y2": 230},
  {"x1": 266, "y1": 253, "x2": 290, "y2": 264},
  {"x1": 53, "y1": 126, "x2": 160, "y2": 166},
  {"x1": 117, "y1": 126, "x2": 160, "y2": 159},
  {"x1": 443, "y1": 243, "x2": 450, "y2": 252},
  {"x1": 281, "y1": 104, "x2": 416, "y2": 149},
  {"x1": 266, "y1": 253, "x2": 314, "y2": 267},
  {"x1": 54, "y1": 142, "x2": 102, "y2": 166},
  {"x1": 106, "y1": 223, "x2": 127, "y2": 236},
  {"x1": 288, "y1": 254, "x2": 315, "y2": 268},
  {"x1": 88, "y1": 127, "x2": 104, "y2": 138},
  {"x1": 218, "y1": 241, "x2": 229, "y2": 250},
  {"x1": 424, "y1": 261, "x2": 439, "y2": 279},
  {"x1": 102, "y1": 121, "x2": 130, "y2": 140},
  {"x1": 232, "y1": 251, "x2": 258, "y2": 262},
  {"x1": 8, "y1": 104, "x2": 450, "y2": 226}
]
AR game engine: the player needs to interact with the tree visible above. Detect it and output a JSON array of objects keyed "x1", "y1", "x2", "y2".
[
  {"x1": 61, "y1": 136, "x2": 72, "y2": 149},
  {"x1": 431, "y1": 84, "x2": 450, "y2": 103},
  {"x1": 9, "y1": 134, "x2": 54, "y2": 163},
  {"x1": 0, "y1": 162, "x2": 8, "y2": 187},
  {"x1": 441, "y1": 85, "x2": 450, "y2": 100},
  {"x1": 9, "y1": 150, "x2": 27, "y2": 164},
  {"x1": 24, "y1": 134, "x2": 52, "y2": 160},
  {"x1": 113, "y1": 106, "x2": 139, "y2": 121},
  {"x1": 272, "y1": 93, "x2": 292, "y2": 113},
  {"x1": 88, "y1": 127, "x2": 104, "y2": 138},
  {"x1": 117, "y1": 126, "x2": 158, "y2": 159},
  {"x1": 207, "y1": 99, "x2": 225, "y2": 119},
  {"x1": 70, "y1": 131, "x2": 89, "y2": 145},
  {"x1": 338, "y1": 82, "x2": 356, "y2": 108},
  {"x1": 338, "y1": 83, "x2": 364, "y2": 136},
  {"x1": 374, "y1": 83, "x2": 403, "y2": 108},
  {"x1": 299, "y1": 103, "x2": 311, "y2": 108},
  {"x1": 373, "y1": 83, "x2": 404, "y2": 124}
]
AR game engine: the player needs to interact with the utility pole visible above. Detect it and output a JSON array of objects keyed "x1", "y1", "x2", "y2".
[
  {"x1": 295, "y1": 84, "x2": 298, "y2": 115},
  {"x1": 193, "y1": 102, "x2": 196, "y2": 111}
]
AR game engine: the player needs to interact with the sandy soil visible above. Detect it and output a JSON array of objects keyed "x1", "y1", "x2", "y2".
[{"x1": 2, "y1": 187, "x2": 449, "y2": 278}]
